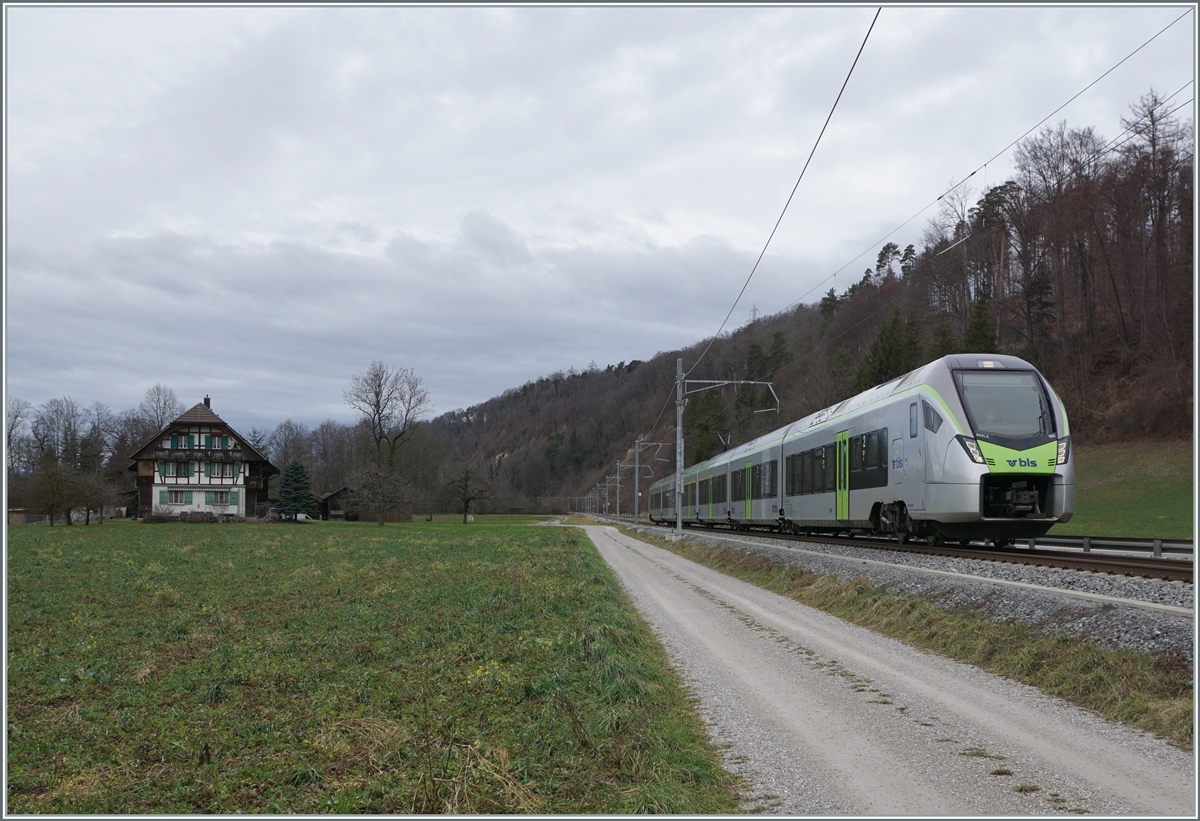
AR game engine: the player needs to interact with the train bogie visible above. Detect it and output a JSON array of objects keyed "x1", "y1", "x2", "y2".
[{"x1": 648, "y1": 354, "x2": 1075, "y2": 544}]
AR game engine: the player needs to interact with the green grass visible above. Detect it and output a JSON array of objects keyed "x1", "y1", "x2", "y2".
[
  {"x1": 6, "y1": 521, "x2": 740, "y2": 813},
  {"x1": 1051, "y1": 438, "x2": 1193, "y2": 539},
  {"x1": 630, "y1": 528, "x2": 1193, "y2": 750}
]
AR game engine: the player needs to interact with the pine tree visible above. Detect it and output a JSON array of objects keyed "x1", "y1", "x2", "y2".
[
  {"x1": 963, "y1": 292, "x2": 998, "y2": 353},
  {"x1": 685, "y1": 390, "x2": 729, "y2": 465},
  {"x1": 276, "y1": 460, "x2": 317, "y2": 521},
  {"x1": 929, "y1": 319, "x2": 959, "y2": 359},
  {"x1": 854, "y1": 309, "x2": 922, "y2": 392}
]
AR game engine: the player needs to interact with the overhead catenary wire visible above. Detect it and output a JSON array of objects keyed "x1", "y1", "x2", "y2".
[{"x1": 684, "y1": 7, "x2": 881, "y2": 380}]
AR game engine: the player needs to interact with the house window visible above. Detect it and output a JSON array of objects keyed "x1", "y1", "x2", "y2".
[
  {"x1": 211, "y1": 491, "x2": 229, "y2": 505},
  {"x1": 210, "y1": 462, "x2": 233, "y2": 478},
  {"x1": 165, "y1": 461, "x2": 191, "y2": 477},
  {"x1": 168, "y1": 490, "x2": 188, "y2": 504}
]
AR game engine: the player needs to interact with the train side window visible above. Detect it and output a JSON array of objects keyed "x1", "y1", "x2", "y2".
[
  {"x1": 824, "y1": 444, "x2": 837, "y2": 492},
  {"x1": 923, "y1": 400, "x2": 943, "y2": 433},
  {"x1": 909, "y1": 403, "x2": 918, "y2": 437},
  {"x1": 731, "y1": 469, "x2": 745, "y2": 502},
  {"x1": 850, "y1": 436, "x2": 863, "y2": 472},
  {"x1": 801, "y1": 451, "x2": 812, "y2": 494}
]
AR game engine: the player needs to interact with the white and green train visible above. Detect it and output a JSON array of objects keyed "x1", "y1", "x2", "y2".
[{"x1": 648, "y1": 354, "x2": 1075, "y2": 546}]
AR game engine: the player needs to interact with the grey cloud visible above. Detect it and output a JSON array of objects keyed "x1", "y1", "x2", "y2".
[{"x1": 7, "y1": 5, "x2": 1192, "y2": 430}]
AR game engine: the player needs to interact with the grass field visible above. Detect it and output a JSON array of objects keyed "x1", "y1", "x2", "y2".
[
  {"x1": 6, "y1": 521, "x2": 740, "y2": 814},
  {"x1": 1052, "y1": 438, "x2": 1194, "y2": 539}
]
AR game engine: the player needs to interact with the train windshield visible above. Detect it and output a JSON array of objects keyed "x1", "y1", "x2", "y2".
[{"x1": 953, "y1": 370, "x2": 1055, "y2": 441}]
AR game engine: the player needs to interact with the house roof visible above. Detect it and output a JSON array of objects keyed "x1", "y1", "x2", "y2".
[
  {"x1": 128, "y1": 399, "x2": 277, "y2": 473},
  {"x1": 174, "y1": 402, "x2": 227, "y2": 425}
]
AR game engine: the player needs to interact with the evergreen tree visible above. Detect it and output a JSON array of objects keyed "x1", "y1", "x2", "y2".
[
  {"x1": 276, "y1": 460, "x2": 317, "y2": 521},
  {"x1": 818, "y1": 288, "x2": 840, "y2": 322},
  {"x1": 685, "y1": 390, "x2": 729, "y2": 465},
  {"x1": 963, "y1": 292, "x2": 998, "y2": 353},
  {"x1": 766, "y1": 331, "x2": 791, "y2": 373},
  {"x1": 854, "y1": 309, "x2": 922, "y2": 392},
  {"x1": 929, "y1": 319, "x2": 959, "y2": 360}
]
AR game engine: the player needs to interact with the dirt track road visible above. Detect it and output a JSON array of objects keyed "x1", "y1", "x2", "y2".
[{"x1": 585, "y1": 525, "x2": 1194, "y2": 815}]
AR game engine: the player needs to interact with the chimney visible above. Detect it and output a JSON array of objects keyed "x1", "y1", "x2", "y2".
[{"x1": 204, "y1": 395, "x2": 211, "y2": 408}]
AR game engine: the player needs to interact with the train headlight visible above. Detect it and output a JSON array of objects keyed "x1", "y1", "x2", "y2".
[
  {"x1": 956, "y1": 435, "x2": 987, "y2": 464},
  {"x1": 1056, "y1": 436, "x2": 1071, "y2": 465}
]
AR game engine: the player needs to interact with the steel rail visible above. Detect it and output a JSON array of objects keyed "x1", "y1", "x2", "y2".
[
  {"x1": 608, "y1": 516, "x2": 1193, "y2": 584},
  {"x1": 789, "y1": 535, "x2": 1194, "y2": 584}
]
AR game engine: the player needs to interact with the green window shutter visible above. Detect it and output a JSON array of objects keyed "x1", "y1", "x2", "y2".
[
  {"x1": 222, "y1": 435, "x2": 229, "y2": 449},
  {"x1": 158, "y1": 461, "x2": 166, "y2": 477},
  {"x1": 185, "y1": 491, "x2": 193, "y2": 505},
  {"x1": 205, "y1": 435, "x2": 211, "y2": 449},
  {"x1": 234, "y1": 462, "x2": 242, "y2": 477},
  {"x1": 205, "y1": 462, "x2": 211, "y2": 478},
  {"x1": 229, "y1": 490, "x2": 239, "y2": 506},
  {"x1": 170, "y1": 434, "x2": 178, "y2": 449},
  {"x1": 188, "y1": 434, "x2": 194, "y2": 449},
  {"x1": 159, "y1": 490, "x2": 168, "y2": 504},
  {"x1": 205, "y1": 491, "x2": 213, "y2": 505}
]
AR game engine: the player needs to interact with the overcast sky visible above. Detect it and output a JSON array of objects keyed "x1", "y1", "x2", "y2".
[{"x1": 5, "y1": 5, "x2": 1195, "y2": 433}]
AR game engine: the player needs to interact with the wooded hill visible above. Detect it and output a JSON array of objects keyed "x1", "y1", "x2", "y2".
[{"x1": 430, "y1": 91, "x2": 1193, "y2": 515}]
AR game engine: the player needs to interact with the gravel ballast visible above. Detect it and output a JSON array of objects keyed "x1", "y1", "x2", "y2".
[{"x1": 641, "y1": 524, "x2": 1194, "y2": 663}]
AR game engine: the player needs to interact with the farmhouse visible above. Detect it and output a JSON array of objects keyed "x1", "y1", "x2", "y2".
[{"x1": 129, "y1": 396, "x2": 278, "y2": 519}]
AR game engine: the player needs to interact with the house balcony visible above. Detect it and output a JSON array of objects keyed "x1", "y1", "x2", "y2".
[{"x1": 155, "y1": 448, "x2": 245, "y2": 461}]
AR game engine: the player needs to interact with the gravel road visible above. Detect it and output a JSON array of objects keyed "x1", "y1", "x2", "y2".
[{"x1": 584, "y1": 525, "x2": 1194, "y2": 816}]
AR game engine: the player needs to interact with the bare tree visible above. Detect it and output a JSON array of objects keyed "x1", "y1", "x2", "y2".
[
  {"x1": 77, "y1": 473, "x2": 123, "y2": 524},
  {"x1": 345, "y1": 468, "x2": 410, "y2": 526},
  {"x1": 139, "y1": 384, "x2": 183, "y2": 431},
  {"x1": 310, "y1": 419, "x2": 356, "y2": 493},
  {"x1": 6, "y1": 397, "x2": 34, "y2": 473},
  {"x1": 269, "y1": 419, "x2": 312, "y2": 468},
  {"x1": 344, "y1": 361, "x2": 432, "y2": 474},
  {"x1": 442, "y1": 460, "x2": 496, "y2": 524}
]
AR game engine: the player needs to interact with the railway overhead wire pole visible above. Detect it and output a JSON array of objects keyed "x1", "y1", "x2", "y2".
[
  {"x1": 632, "y1": 439, "x2": 670, "y2": 525},
  {"x1": 674, "y1": 357, "x2": 780, "y2": 538}
]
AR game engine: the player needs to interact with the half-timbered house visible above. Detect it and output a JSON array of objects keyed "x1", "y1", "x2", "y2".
[{"x1": 129, "y1": 397, "x2": 278, "y2": 519}]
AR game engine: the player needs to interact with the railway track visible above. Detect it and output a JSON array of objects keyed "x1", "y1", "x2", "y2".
[
  {"x1": 765, "y1": 532, "x2": 1194, "y2": 584},
  {"x1": 608, "y1": 517, "x2": 1194, "y2": 584}
]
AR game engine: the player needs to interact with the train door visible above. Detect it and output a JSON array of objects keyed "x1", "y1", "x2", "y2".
[
  {"x1": 836, "y1": 431, "x2": 850, "y2": 521},
  {"x1": 905, "y1": 401, "x2": 927, "y2": 509},
  {"x1": 744, "y1": 461, "x2": 752, "y2": 520}
]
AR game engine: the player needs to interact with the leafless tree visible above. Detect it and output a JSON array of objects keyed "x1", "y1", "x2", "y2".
[
  {"x1": 442, "y1": 460, "x2": 496, "y2": 524},
  {"x1": 344, "y1": 361, "x2": 432, "y2": 474},
  {"x1": 6, "y1": 397, "x2": 34, "y2": 473},
  {"x1": 310, "y1": 419, "x2": 356, "y2": 493},
  {"x1": 138, "y1": 383, "x2": 183, "y2": 431},
  {"x1": 31, "y1": 396, "x2": 84, "y2": 470},
  {"x1": 345, "y1": 468, "x2": 410, "y2": 526},
  {"x1": 268, "y1": 418, "x2": 312, "y2": 468},
  {"x1": 77, "y1": 473, "x2": 124, "y2": 524}
]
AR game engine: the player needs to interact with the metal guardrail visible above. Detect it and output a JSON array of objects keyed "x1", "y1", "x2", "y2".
[{"x1": 1024, "y1": 536, "x2": 1192, "y2": 557}]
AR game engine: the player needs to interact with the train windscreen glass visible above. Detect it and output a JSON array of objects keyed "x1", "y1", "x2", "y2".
[{"x1": 954, "y1": 371, "x2": 1054, "y2": 439}]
